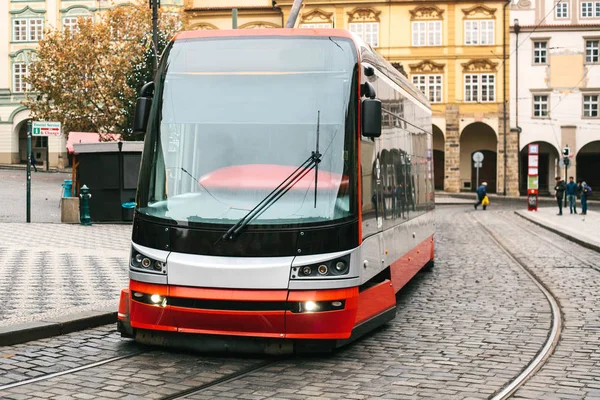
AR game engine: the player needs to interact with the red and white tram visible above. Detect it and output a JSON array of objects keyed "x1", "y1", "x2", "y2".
[{"x1": 117, "y1": 28, "x2": 435, "y2": 353}]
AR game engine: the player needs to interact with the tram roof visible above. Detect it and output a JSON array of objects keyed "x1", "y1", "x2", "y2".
[{"x1": 175, "y1": 28, "x2": 355, "y2": 41}]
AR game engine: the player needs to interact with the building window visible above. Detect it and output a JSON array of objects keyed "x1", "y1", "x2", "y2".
[
  {"x1": 533, "y1": 41, "x2": 548, "y2": 64},
  {"x1": 582, "y1": 2, "x2": 593, "y2": 17},
  {"x1": 412, "y1": 21, "x2": 442, "y2": 46},
  {"x1": 349, "y1": 22, "x2": 379, "y2": 47},
  {"x1": 581, "y1": 1, "x2": 600, "y2": 16},
  {"x1": 13, "y1": 18, "x2": 44, "y2": 42},
  {"x1": 465, "y1": 20, "x2": 494, "y2": 45},
  {"x1": 584, "y1": 95, "x2": 599, "y2": 117},
  {"x1": 13, "y1": 63, "x2": 30, "y2": 93},
  {"x1": 464, "y1": 74, "x2": 495, "y2": 102},
  {"x1": 412, "y1": 75, "x2": 443, "y2": 103},
  {"x1": 13, "y1": 20, "x2": 27, "y2": 41},
  {"x1": 533, "y1": 95, "x2": 549, "y2": 117},
  {"x1": 586, "y1": 40, "x2": 599, "y2": 63},
  {"x1": 480, "y1": 20, "x2": 495, "y2": 45},
  {"x1": 63, "y1": 17, "x2": 79, "y2": 31},
  {"x1": 555, "y1": 2, "x2": 569, "y2": 18},
  {"x1": 300, "y1": 23, "x2": 332, "y2": 28}
]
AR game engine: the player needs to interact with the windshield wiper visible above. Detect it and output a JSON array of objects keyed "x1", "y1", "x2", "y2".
[{"x1": 217, "y1": 112, "x2": 322, "y2": 243}]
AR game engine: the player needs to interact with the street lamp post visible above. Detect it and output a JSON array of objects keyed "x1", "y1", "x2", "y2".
[
  {"x1": 150, "y1": 0, "x2": 159, "y2": 77},
  {"x1": 514, "y1": 19, "x2": 521, "y2": 195}
]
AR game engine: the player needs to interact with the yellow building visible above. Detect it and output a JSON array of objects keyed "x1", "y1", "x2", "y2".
[{"x1": 183, "y1": 0, "x2": 518, "y2": 195}]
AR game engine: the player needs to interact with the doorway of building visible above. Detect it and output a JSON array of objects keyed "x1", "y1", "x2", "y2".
[
  {"x1": 470, "y1": 150, "x2": 497, "y2": 192},
  {"x1": 460, "y1": 122, "x2": 497, "y2": 193},
  {"x1": 576, "y1": 141, "x2": 600, "y2": 191}
]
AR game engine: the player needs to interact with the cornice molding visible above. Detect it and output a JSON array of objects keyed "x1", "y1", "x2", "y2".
[
  {"x1": 462, "y1": 4, "x2": 496, "y2": 18},
  {"x1": 347, "y1": 7, "x2": 381, "y2": 23},
  {"x1": 238, "y1": 21, "x2": 279, "y2": 29},
  {"x1": 409, "y1": 5, "x2": 444, "y2": 20},
  {"x1": 10, "y1": 5, "x2": 46, "y2": 15},
  {"x1": 461, "y1": 59, "x2": 498, "y2": 72},
  {"x1": 190, "y1": 22, "x2": 218, "y2": 30},
  {"x1": 409, "y1": 60, "x2": 445, "y2": 73},
  {"x1": 300, "y1": 8, "x2": 333, "y2": 24}
]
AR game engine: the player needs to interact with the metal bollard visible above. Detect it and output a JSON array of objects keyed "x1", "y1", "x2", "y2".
[{"x1": 79, "y1": 184, "x2": 92, "y2": 225}]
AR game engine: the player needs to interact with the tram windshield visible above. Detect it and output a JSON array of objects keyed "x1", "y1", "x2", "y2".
[{"x1": 136, "y1": 36, "x2": 358, "y2": 226}]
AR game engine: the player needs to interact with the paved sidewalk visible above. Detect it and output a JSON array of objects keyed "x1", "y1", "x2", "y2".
[
  {"x1": 515, "y1": 206, "x2": 600, "y2": 251},
  {"x1": 0, "y1": 223, "x2": 131, "y2": 329}
]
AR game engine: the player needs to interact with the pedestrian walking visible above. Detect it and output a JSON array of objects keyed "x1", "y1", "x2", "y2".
[
  {"x1": 30, "y1": 151, "x2": 37, "y2": 172},
  {"x1": 474, "y1": 182, "x2": 488, "y2": 210},
  {"x1": 580, "y1": 181, "x2": 592, "y2": 215},
  {"x1": 554, "y1": 176, "x2": 566, "y2": 215},
  {"x1": 566, "y1": 176, "x2": 577, "y2": 214}
]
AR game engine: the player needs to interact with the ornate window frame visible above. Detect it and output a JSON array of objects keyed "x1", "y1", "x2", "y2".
[
  {"x1": 9, "y1": 49, "x2": 37, "y2": 93},
  {"x1": 300, "y1": 9, "x2": 334, "y2": 28},
  {"x1": 10, "y1": 6, "x2": 46, "y2": 43}
]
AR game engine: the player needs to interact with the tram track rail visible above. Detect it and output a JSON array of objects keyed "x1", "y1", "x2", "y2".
[
  {"x1": 0, "y1": 350, "x2": 148, "y2": 392},
  {"x1": 159, "y1": 358, "x2": 280, "y2": 400},
  {"x1": 470, "y1": 212, "x2": 562, "y2": 400}
]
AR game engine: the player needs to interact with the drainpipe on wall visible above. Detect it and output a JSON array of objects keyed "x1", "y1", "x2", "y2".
[
  {"x1": 273, "y1": 2, "x2": 283, "y2": 27},
  {"x1": 503, "y1": 0, "x2": 510, "y2": 196}
]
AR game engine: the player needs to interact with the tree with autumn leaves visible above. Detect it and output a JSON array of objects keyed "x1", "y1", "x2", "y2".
[{"x1": 24, "y1": 2, "x2": 187, "y2": 140}]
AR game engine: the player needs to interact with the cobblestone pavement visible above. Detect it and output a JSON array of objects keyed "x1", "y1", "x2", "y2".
[
  {"x1": 476, "y1": 210, "x2": 600, "y2": 399},
  {"x1": 0, "y1": 207, "x2": 557, "y2": 399},
  {"x1": 0, "y1": 223, "x2": 131, "y2": 326},
  {"x1": 0, "y1": 169, "x2": 72, "y2": 223}
]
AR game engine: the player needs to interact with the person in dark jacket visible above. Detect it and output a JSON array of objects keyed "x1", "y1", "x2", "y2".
[
  {"x1": 30, "y1": 151, "x2": 37, "y2": 172},
  {"x1": 474, "y1": 182, "x2": 487, "y2": 210},
  {"x1": 581, "y1": 181, "x2": 591, "y2": 215},
  {"x1": 566, "y1": 176, "x2": 577, "y2": 214},
  {"x1": 554, "y1": 176, "x2": 566, "y2": 215}
]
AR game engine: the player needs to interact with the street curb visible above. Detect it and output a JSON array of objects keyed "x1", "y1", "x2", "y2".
[
  {"x1": 0, "y1": 309, "x2": 117, "y2": 346},
  {"x1": 514, "y1": 211, "x2": 600, "y2": 254}
]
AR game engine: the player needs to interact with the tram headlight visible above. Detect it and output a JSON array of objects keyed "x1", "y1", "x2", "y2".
[
  {"x1": 291, "y1": 254, "x2": 351, "y2": 279},
  {"x1": 334, "y1": 261, "x2": 347, "y2": 273},
  {"x1": 141, "y1": 258, "x2": 152, "y2": 268},
  {"x1": 130, "y1": 249, "x2": 167, "y2": 274},
  {"x1": 132, "y1": 292, "x2": 167, "y2": 307},
  {"x1": 293, "y1": 300, "x2": 346, "y2": 313}
]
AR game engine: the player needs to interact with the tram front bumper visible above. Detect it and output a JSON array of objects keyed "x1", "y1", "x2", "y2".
[{"x1": 117, "y1": 281, "x2": 359, "y2": 342}]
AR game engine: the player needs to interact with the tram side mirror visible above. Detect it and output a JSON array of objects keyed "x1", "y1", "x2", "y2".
[
  {"x1": 362, "y1": 99, "x2": 382, "y2": 138},
  {"x1": 361, "y1": 82, "x2": 376, "y2": 99},
  {"x1": 133, "y1": 82, "x2": 155, "y2": 134}
]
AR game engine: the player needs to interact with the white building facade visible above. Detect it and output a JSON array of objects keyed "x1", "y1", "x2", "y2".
[
  {"x1": 511, "y1": 0, "x2": 600, "y2": 194},
  {"x1": 0, "y1": 0, "x2": 181, "y2": 168}
]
